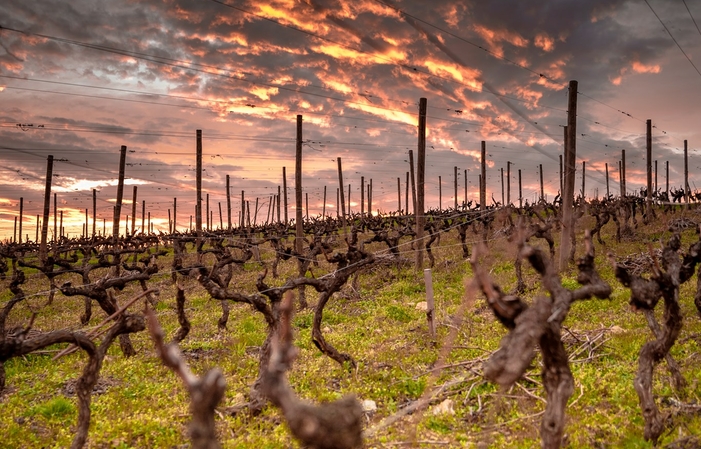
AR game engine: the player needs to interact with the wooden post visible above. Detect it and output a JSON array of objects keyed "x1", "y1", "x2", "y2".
[
  {"x1": 337, "y1": 157, "x2": 347, "y2": 233},
  {"x1": 39, "y1": 155, "x2": 53, "y2": 260},
  {"x1": 559, "y1": 154, "x2": 563, "y2": 194},
  {"x1": 53, "y1": 193, "x2": 57, "y2": 242},
  {"x1": 398, "y1": 177, "x2": 402, "y2": 212},
  {"x1": 454, "y1": 166, "x2": 458, "y2": 209},
  {"x1": 539, "y1": 164, "x2": 544, "y2": 201},
  {"x1": 666, "y1": 160, "x2": 669, "y2": 196},
  {"x1": 241, "y1": 190, "x2": 246, "y2": 227},
  {"x1": 464, "y1": 169, "x2": 467, "y2": 207},
  {"x1": 13, "y1": 216, "x2": 17, "y2": 243},
  {"x1": 518, "y1": 169, "x2": 523, "y2": 208},
  {"x1": 501, "y1": 167, "x2": 505, "y2": 205},
  {"x1": 581, "y1": 161, "x2": 586, "y2": 199},
  {"x1": 348, "y1": 183, "x2": 351, "y2": 215},
  {"x1": 559, "y1": 80, "x2": 578, "y2": 270},
  {"x1": 438, "y1": 175, "x2": 442, "y2": 211},
  {"x1": 305, "y1": 193, "x2": 308, "y2": 220},
  {"x1": 416, "y1": 97, "x2": 427, "y2": 270},
  {"x1": 246, "y1": 201, "x2": 251, "y2": 227},
  {"x1": 85, "y1": 209, "x2": 88, "y2": 238},
  {"x1": 322, "y1": 186, "x2": 327, "y2": 218},
  {"x1": 619, "y1": 161, "x2": 623, "y2": 197},
  {"x1": 368, "y1": 179, "x2": 373, "y2": 215},
  {"x1": 480, "y1": 141, "x2": 486, "y2": 210},
  {"x1": 405, "y1": 172, "x2": 410, "y2": 214},
  {"x1": 621, "y1": 149, "x2": 626, "y2": 196},
  {"x1": 507, "y1": 161, "x2": 511, "y2": 206},
  {"x1": 112, "y1": 145, "x2": 127, "y2": 241},
  {"x1": 168, "y1": 209, "x2": 172, "y2": 233},
  {"x1": 60, "y1": 211, "x2": 63, "y2": 240},
  {"x1": 218, "y1": 202, "x2": 223, "y2": 229},
  {"x1": 606, "y1": 162, "x2": 610, "y2": 198},
  {"x1": 409, "y1": 149, "x2": 417, "y2": 213},
  {"x1": 295, "y1": 114, "x2": 304, "y2": 258},
  {"x1": 196, "y1": 129, "x2": 202, "y2": 233},
  {"x1": 646, "y1": 119, "x2": 652, "y2": 216},
  {"x1": 255, "y1": 199, "x2": 261, "y2": 226},
  {"x1": 654, "y1": 160, "x2": 658, "y2": 194},
  {"x1": 276, "y1": 186, "x2": 280, "y2": 224},
  {"x1": 35, "y1": 215, "x2": 39, "y2": 243},
  {"x1": 130, "y1": 186, "x2": 137, "y2": 235},
  {"x1": 173, "y1": 198, "x2": 177, "y2": 233},
  {"x1": 424, "y1": 268, "x2": 436, "y2": 339},
  {"x1": 141, "y1": 201, "x2": 145, "y2": 235},
  {"x1": 283, "y1": 166, "x2": 288, "y2": 224},
  {"x1": 148, "y1": 212, "x2": 151, "y2": 233},
  {"x1": 684, "y1": 140, "x2": 689, "y2": 205},
  {"x1": 206, "y1": 193, "x2": 210, "y2": 230},
  {"x1": 266, "y1": 196, "x2": 272, "y2": 224},
  {"x1": 226, "y1": 174, "x2": 231, "y2": 230},
  {"x1": 360, "y1": 176, "x2": 365, "y2": 217},
  {"x1": 336, "y1": 188, "x2": 340, "y2": 218}
]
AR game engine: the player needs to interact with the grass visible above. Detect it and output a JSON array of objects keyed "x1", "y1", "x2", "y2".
[{"x1": 1, "y1": 208, "x2": 701, "y2": 448}]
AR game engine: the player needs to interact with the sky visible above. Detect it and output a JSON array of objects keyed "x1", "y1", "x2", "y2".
[{"x1": 2, "y1": 0, "x2": 701, "y2": 239}]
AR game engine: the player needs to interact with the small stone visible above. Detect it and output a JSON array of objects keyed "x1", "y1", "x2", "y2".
[
  {"x1": 323, "y1": 326, "x2": 332, "y2": 334},
  {"x1": 431, "y1": 398, "x2": 455, "y2": 416},
  {"x1": 361, "y1": 399, "x2": 377, "y2": 413},
  {"x1": 415, "y1": 301, "x2": 428, "y2": 312}
]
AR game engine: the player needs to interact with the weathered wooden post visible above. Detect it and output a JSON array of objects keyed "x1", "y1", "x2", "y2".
[
  {"x1": 518, "y1": 169, "x2": 523, "y2": 208},
  {"x1": 559, "y1": 154, "x2": 563, "y2": 194},
  {"x1": 282, "y1": 167, "x2": 289, "y2": 224},
  {"x1": 368, "y1": 179, "x2": 373, "y2": 215},
  {"x1": 131, "y1": 186, "x2": 137, "y2": 235},
  {"x1": 39, "y1": 155, "x2": 53, "y2": 260},
  {"x1": 337, "y1": 157, "x2": 347, "y2": 234},
  {"x1": 581, "y1": 161, "x2": 586, "y2": 199},
  {"x1": 438, "y1": 175, "x2": 442, "y2": 211},
  {"x1": 646, "y1": 119, "x2": 652, "y2": 217},
  {"x1": 16, "y1": 198, "x2": 23, "y2": 243},
  {"x1": 405, "y1": 172, "x2": 410, "y2": 213},
  {"x1": 226, "y1": 174, "x2": 232, "y2": 230},
  {"x1": 398, "y1": 177, "x2": 402, "y2": 212},
  {"x1": 621, "y1": 149, "x2": 627, "y2": 196},
  {"x1": 666, "y1": 160, "x2": 669, "y2": 197},
  {"x1": 360, "y1": 176, "x2": 365, "y2": 217},
  {"x1": 416, "y1": 97, "x2": 427, "y2": 270},
  {"x1": 112, "y1": 146, "x2": 127, "y2": 241},
  {"x1": 196, "y1": 129, "x2": 202, "y2": 233},
  {"x1": 480, "y1": 141, "x2": 486, "y2": 211},
  {"x1": 684, "y1": 140, "x2": 689, "y2": 205},
  {"x1": 173, "y1": 198, "x2": 177, "y2": 233},
  {"x1": 409, "y1": 150, "x2": 417, "y2": 213},
  {"x1": 559, "y1": 80, "x2": 578, "y2": 270},
  {"x1": 141, "y1": 200, "x2": 145, "y2": 235},
  {"x1": 54, "y1": 193, "x2": 58, "y2": 242},
  {"x1": 501, "y1": 167, "x2": 505, "y2": 205},
  {"x1": 539, "y1": 164, "x2": 544, "y2": 201},
  {"x1": 322, "y1": 186, "x2": 327, "y2": 218},
  {"x1": 605, "y1": 163, "x2": 610, "y2": 197},
  {"x1": 507, "y1": 161, "x2": 511, "y2": 206},
  {"x1": 454, "y1": 166, "x2": 458, "y2": 209}
]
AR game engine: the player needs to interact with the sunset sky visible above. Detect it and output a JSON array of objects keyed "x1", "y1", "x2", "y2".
[{"x1": 2, "y1": 0, "x2": 701, "y2": 239}]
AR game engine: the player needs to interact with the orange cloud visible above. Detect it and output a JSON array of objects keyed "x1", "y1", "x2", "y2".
[
  {"x1": 472, "y1": 24, "x2": 528, "y2": 58},
  {"x1": 632, "y1": 61, "x2": 661, "y2": 74},
  {"x1": 424, "y1": 59, "x2": 482, "y2": 89},
  {"x1": 534, "y1": 33, "x2": 555, "y2": 52}
]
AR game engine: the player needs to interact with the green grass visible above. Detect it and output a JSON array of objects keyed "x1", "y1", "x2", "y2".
[{"x1": 0, "y1": 209, "x2": 700, "y2": 447}]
